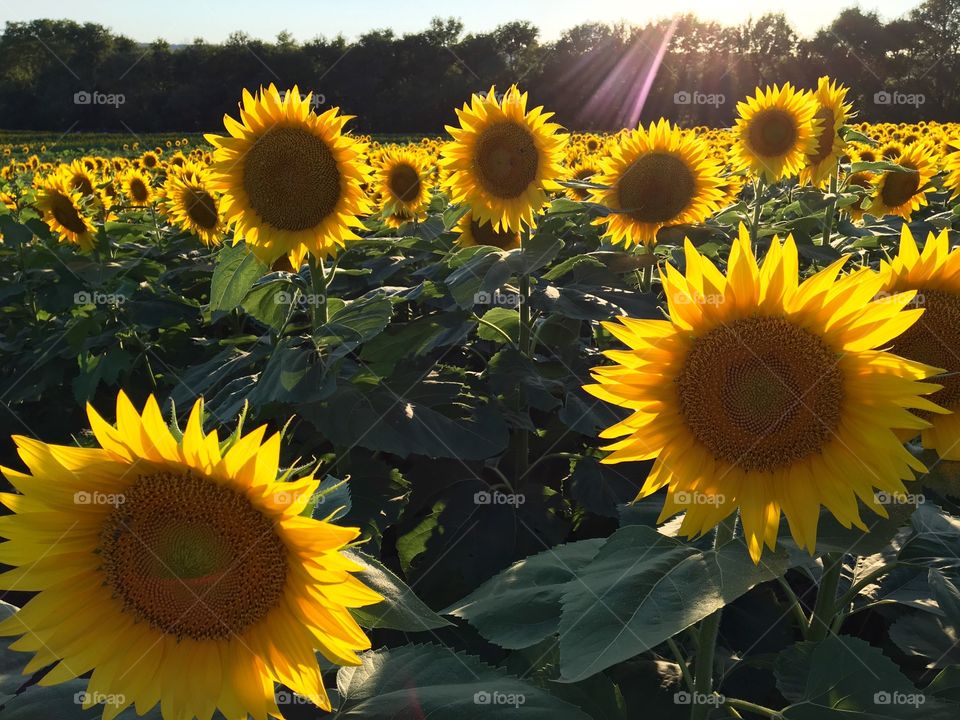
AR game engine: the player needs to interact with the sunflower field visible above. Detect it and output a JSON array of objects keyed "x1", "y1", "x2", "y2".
[{"x1": 0, "y1": 77, "x2": 960, "y2": 720}]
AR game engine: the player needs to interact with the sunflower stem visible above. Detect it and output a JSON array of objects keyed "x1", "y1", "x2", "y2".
[
  {"x1": 808, "y1": 552, "x2": 843, "y2": 642},
  {"x1": 307, "y1": 253, "x2": 329, "y2": 334},
  {"x1": 750, "y1": 178, "x2": 765, "y2": 245},
  {"x1": 821, "y1": 172, "x2": 838, "y2": 246},
  {"x1": 723, "y1": 698, "x2": 783, "y2": 718},
  {"x1": 640, "y1": 256, "x2": 654, "y2": 293},
  {"x1": 829, "y1": 561, "x2": 899, "y2": 632},
  {"x1": 690, "y1": 516, "x2": 736, "y2": 720}
]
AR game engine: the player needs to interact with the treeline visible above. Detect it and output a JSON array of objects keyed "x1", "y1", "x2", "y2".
[{"x1": 0, "y1": 1, "x2": 958, "y2": 133}]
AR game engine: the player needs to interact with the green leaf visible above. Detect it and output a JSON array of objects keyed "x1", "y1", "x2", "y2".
[
  {"x1": 476, "y1": 307, "x2": 520, "y2": 344},
  {"x1": 557, "y1": 525, "x2": 789, "y2": 681},
  {"x1": 444, "y1": 538, "x2": 606, "y2": 649},
  {"x1": 335, "y1": 645, "x2": 592, "y2": 719},
  {"x1": 930, "y1": 569, "x2": 960, "y2": 630},
  {"x1": 775, "y1": 635, "x2": 954, "y2": 718},
  {"x1": 0, "y1": 678, "x2": 163, "y2": 719},
  {"x1": 345, "y1": 550, "x2": 451, "y2": 631},
  {"x1": 208, "y1": 242, "x2": 268, "y2": 312}
]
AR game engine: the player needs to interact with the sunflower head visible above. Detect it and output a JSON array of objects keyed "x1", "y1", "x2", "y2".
[
  {"x1": 944, "y1": 142, "x2": 960, "y2": 201},
  {"x1": 585, "y1": 224, "x2": 943, "y2": 561},
  {"x1": 34, "y1": 171, "x2": 96, "y2": 250},
  {"x1": 441, "y1": 85, "x2": 567, "y2": 232},
  {"x1": 800, "y1": 76, "x2": 853, "y2": 188},
  {"x1": 206, "y1": 84, "x2": 373, "y2": 264},
  {"x1": 375, "y1": 146, "x2": 432, "y2": 219},
  {"x1": 455, "y1": 210, "x2": 521, "y2": 250},
  {"x1": 588, "y1": 120, "x2": 724, "y2": 248},
  {"x1": 0, "y1": 392, "x2": 381, "y2": 719},
  {"x1": 122, "y1": 167, "x2": 154, "y2": 205},
  {"x1": 733, "y1": 83, "x2": 821, "y2": 183},
  {"x1": 867, "y1": 142, "x2": 936, "y2": 220},
  {"x1": 161, "y1": 169, "x2": 223, "y2": 246}
]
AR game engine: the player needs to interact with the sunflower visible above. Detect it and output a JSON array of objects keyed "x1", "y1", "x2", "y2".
[
  {"x1": 878, "y1": 226, "x2": 960, "y2": 459},
  {"x1": 732, "y1": 83, "x2": 821, "y2": 183},
  {"x1": 139, "y1": 151, "x2": 161, "y2": 171},
  {"x1": 584, "y1": 225, "x2": 943, "y2": 561},
  {"x1": 0, "y1": 392, "x2": 381, "y2": 719},
  {"x1": 375, "y1": 147, "x2": 431, "y2": 220},
  {"x1": 66, "y1": 160, "x2": 98, "y2": 197},
  {"x1": 588, "y1": 119, "x2": 724, "y2": 248},
  {"x1": 800, "y1": 77, "x2": 852, "y2": 188},
  {"x1": 441, "y1": 85, "x2": 567, "y2": 232},
  {"x1": 945, "y1": 142, "x2": 960, "y2": 201},
  {"x1": 122, "y1": 168, "x2": 155, "y2": 206},
  {"x1": 34, "y1": 173, "x2": 96, "y2": 251},
  {"x1": 162, "y1": 170, "x2": 224, "y2": 246},
  {"x1": 564, "y1": 161, "x2": 601, "y2": 201},
  {"x1": 866, "y1": 142, "x2": 936, "y2": 220},
  {"x1": 456, "y1": 210, "x2": 521, "y2": 250},
  {"x1": 206, "y1": 84, "x2": 372, "y2": 264}
]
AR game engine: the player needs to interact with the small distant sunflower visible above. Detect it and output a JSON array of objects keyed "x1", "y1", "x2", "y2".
[
  {"x1": 588, "y1": 119, "x2": 724, "y2": 248},
  {"x1": 441, "y1": 85, "x2": 567, "y2": 232},
  {"x1": 34, "y1": 173, "x2": 96, "y2": 251},
  {"x1": 375, "y1": 147, "x2": 431, "y2": 219},
  {"x1": 732, "y1": 83, "x2": 820, "y2": 183},
  {"x1": 139, "y1": 151, "x2": 161, "y2": 171},
  {"x1": 564, "y1": 161, "x2": 601, "y2": 201},
  {"x1": 66, "y1": 160, "x2": 97, "y2": 197},
  {"x1": 585, "y1": 225, "x2": 942, "y2": 561},
  {"x1": 206, "y1": 84, "x2": 372, "y2": 263},
  {"x1": 0, "y1": 392, "x2": 381, "y2": 719},
  {"x1": 800, "y1": 77, "x2": 852, "y2": 188},
  {"x1": 122, "y1": 168, "x2": 155, "y2": 205},
  {"x1": 879, "y1": 226, "x2": 960, "y2": 459},
  {"x1": 456, "y1": 210, "x2": 521, "y2": 250},
  {"x1": 162, "y1": 170, "x2": 223, "y2": 246},
  {"x1": 866, "y1": 143, "x2": 936, "y2": 220}
]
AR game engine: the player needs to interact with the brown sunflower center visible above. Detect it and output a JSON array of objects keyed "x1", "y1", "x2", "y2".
[
  {"x1": 49, "y1": 192, "x2": 88, "y2": 235},
  {"x1": 242, "y1": 125, "x2": 341, "y2": 231},
  {"x1": 129, "y1": 178, "x2": 149, "y2": 203},
  {"x1": 809, "y1": 107, "x2": 837, "y2": 165},
  {"x1": 747, "y1": 109, "x2": 798, "y2": 158},
  {"x1": 891, "y1": 289, "x2": 960, "y2": 413},
  {"x1": 388, "y1": 162, "x2": 421, "y2": 203},
  {"x1": 618, "y1": 152, "x2": 696, "y2": 224},
  {"x1": 676, "y1": 316, "x2": 844, "y2": 472},
  {"x1": 880, "y1": 169, "x2": 920, "y2": 207},
  {"x1": 185, "y1": 189, "x2": 218, "y2": 230},
  {"x1": 469, "y1": 218, "x2": 519, "y2": 250},
  {"x1": 71, "y1": 173, "x2": 94, "y2": 197},
  {"x1": 473, "y1": 121, "x2": 539, "y2": 199},
  {"x1": 100, "y1": 471, "x2": 287, "y2": 640},
  {"x1": 571, "y1": 167, "x2": 597, "y2": 200},
  {"x1": 143, "y1": 155, "x2": 158, "y2": 168}
]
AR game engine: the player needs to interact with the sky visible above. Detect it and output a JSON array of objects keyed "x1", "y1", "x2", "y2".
[{"x1": 0, "y1": 0, "x2": 925, "y2": 43}]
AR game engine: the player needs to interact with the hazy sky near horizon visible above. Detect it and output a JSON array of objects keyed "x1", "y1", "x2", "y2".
[{"x1": 0, "y1": 0, "x2": 925, "y2": 44}]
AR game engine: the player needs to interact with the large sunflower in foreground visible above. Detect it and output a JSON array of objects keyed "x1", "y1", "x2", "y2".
[
  {"x1": 34, "y1": 173, "x2": 96, "y2": 251},
  {"x1": 732, "y1": 83, "x2": 820, "y2": 183},
  {"x1": 866, "y1": 142, "x2": 936, "y2": 220},
  {"x1": 441, "y1": 85, "x2": 567, "y2": 232},
  {"x1": 162, "y1": 170, "x2": 224, "y2": 246},
  {"x1": 800, "y1": 76, "x2": 852, "y2": 188},
  {"x1": 206, "y1": 85, "x2": 372, "y2": 264},
  {"x1": 0, "y1": 392, "x2": 381, "y2": 719},
  {"x1": 588, "y1": 120, "x2": 724, "y2": 248},
  {"x1": 879, "y1": 226, "x2": 960, "y2": 459},
  {"x1": 584, "y1": 225, "x2": 943, "y2": 561}
]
